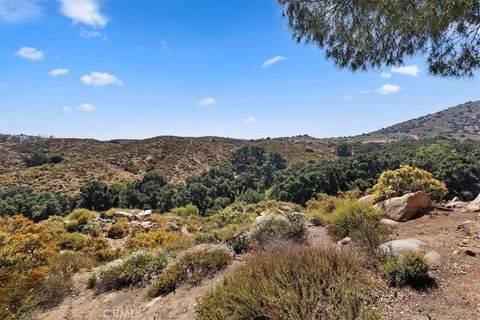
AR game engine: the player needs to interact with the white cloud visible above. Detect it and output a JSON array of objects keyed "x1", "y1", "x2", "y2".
[
  {"x1": 244, "y1": 116, "x2": 256, "y2": 124},
  {"x1": 360, "y1": 89, "x2": 372, "y2": 94},
  {"x1": 79, "y1": 28, "x2": 103, "y2": 38},
  {"x1": 80, "y1": 71, "x2": 123, "y2": 86},
  {"x1": 198, "y1": 97, "x2": 216, "y2": 106},
  {"x1": 262, "y1": 55, "x2": 286, "y2": 68},
  {"x1": 344, "y1": 95, "x2": 353, "y2": 101},
  {"x1": 391, "y1": 65, "x2": 420, "y2": 77},
  {"x1": 62, "y1": 106, "x2": 73, "y2": 113},
  {"x1": 59, "y1": 0, "x2": 108, "y2": 28},
  {"x1": 15, "y1": 46, "x2": 43, "y2": 60},
  {"x1": 78, "y1": 103, "x2": 95, "y2": 111},
  {"x1": 376, "y1": 84, "x2": 402, "y2": 95},
  {"x1": 0, "y1": 0, "x2": 43, "y2": 22},
  {"x1": 49, "y1": 68, "x2": 69, "y2": 76},
  {"x1": 380, "y1": 72, "x2": 392, "y2": 78}
]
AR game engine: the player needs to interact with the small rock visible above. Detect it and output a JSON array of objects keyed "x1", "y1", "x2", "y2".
[
  {"x1": 453, "y1": 249, "x2": 460, "y2": 255},
  {"x1": 113, "y1": 211, "x2": 133, "y2": 219},
  {"x1": 425, "y1": 251, "x2": 442, "y2": 269},
  {"x1": 137, "y1": 209, "x2": 152, "y2": 220},
  {"x1": 379, "y1": 238, "x2": 424, "y2": 256},
  {"x1": 381, "y1": 218, "x2": 400, "y2": 228},
  {"x1": 461, "y1": 238, "x2": 470, "y2": 245},
  {"x1": 337, "y1": 237, "x2": 352, "y2": 246},
  {"x1": 464, "y1": 249, "x2": 476, "y2": 257}
]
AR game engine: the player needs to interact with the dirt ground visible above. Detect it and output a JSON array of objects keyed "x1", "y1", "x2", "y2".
[
  {"x1": 377, "y1": 209, "x2": 480, "y2": 320},
  {"x1": 36, "y1": 209, "x2": 480, "y2": 320}
]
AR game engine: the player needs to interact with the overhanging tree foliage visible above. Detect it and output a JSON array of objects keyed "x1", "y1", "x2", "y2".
[{"x1": 279, "y1": 0, "x2": 480, "y2": 77}]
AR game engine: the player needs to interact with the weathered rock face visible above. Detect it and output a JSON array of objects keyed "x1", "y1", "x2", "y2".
[
  {"x1": 465, "y1": 194, "x2": 480, "y2": 212},
  {"x1": 374, "y1": 191, "x2": 431, "y2": 222}
]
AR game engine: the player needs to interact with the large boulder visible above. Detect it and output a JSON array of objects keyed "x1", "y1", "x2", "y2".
[
  {"x1": 357, "y1": 194, "x2": 375, "y2": 204},
  {"x1": 374, "y1": 191, "x2": 431, "y2": 222},
  {"x1": 465, "y1": 194, "x2": 480, "y2": 212}
]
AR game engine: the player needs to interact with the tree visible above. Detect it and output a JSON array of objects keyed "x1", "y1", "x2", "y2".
[
  {"x1": 279, "y1": 0, "x2": 480, "y2": 77},
  {"x1": 78, "y1": 180, "x2": 112, "y2": 211}
]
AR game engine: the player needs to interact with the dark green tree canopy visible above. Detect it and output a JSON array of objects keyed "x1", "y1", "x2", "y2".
[{"x1": 279, "y1": 0, "x2": 480, "y2": 77}]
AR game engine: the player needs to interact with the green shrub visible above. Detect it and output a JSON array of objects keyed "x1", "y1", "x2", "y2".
[
  {"x1": 147, "y1": 244, "x2": 233, "y2": 297},
  {"x1": 170, "y1": 204, "x2": 200, "y2": 217},
  {"x1": 249, "y1": 215, "x2": 307, "y2": 248},
  {"x1": 328, "y1": 201, "x2": 389, "y2": 254},
  {"x1": 68, "y1": 208, "x2": 96, "y2": 223},
  {"x1": 237, "y1": 189, "x2": 264, "y2": 204},
  {"x1": 372, "y1": 165, "x2": 448, "y2": 202},
  {"x1": 196, "y1": 247, "x2": 380, "y2": 320},
  {"x1": 92, "y1": 251, "x2": 167, "y2": 293},
  {"x1": 379, "y1": 251, "x2": 430, "y2": 287},
  {"x1": 226, "y1": 232, "x2": 250, "y2": 254},
  {"x1": 107, "y1": 220, "x2": 129, "y2": 239},
  {"x1": 194, "y1": 231, "x2": 221, "y2": 244}
]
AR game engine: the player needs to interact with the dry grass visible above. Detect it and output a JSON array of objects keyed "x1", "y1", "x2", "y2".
[{"x1": 196, "y1": 246, "x2": 380, "y2": 320}]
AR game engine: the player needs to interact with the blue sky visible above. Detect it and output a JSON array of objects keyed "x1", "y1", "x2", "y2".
[{"x1": 1, "y1": 0, "x2": 479, "y2": 140}]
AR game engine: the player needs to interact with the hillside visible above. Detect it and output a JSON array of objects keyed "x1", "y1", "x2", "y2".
[
  {"x1": 0, "y1": 136, "x2": 334, "y2": 194},
  {"x1": 1, "y1": 100, "x2": 479, "y2": 194},
  {"x1": 366, "y1": 101, "x2": 480, "y2": 141}
]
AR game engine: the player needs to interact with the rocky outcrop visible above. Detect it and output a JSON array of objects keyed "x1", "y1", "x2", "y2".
[
  {"x1": 374, "y1": 191, "x2": 431, "y2": 222},
  {"x1": 465, "y1": 194, "x2": 480, "y2": 212}
]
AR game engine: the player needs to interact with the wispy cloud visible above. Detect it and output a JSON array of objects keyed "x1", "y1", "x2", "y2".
[
  {"x1": 391, "y1": 65, "x2": 420, "y2": 77},
  {"x1": 15, "y1": 46, "x2": 43, "y2": 60},
  {"x1": 376, "y1": 84, "x2": 402, "y2": 95},
  {"x1": 80, "y1": 71, "x2": 123, "y2": 86},
  {"x1": 79, "y1": 103, "x2": 96, "y2": 112},
  {"x1": 0, "y1": 0, "x2": 44, "y2": 22},
  {"x1": 344, "y1": 95, "x2": 353, "y2": 101},
  {"x1": 244, "y1": 116, "x2": 256, "y2": 124},
  {"x1": 360, "y1": 89, "x2": 372, "y2": 94},
  {"x1": 380, "y1": 72, "x2": 392, "y2": 78},
  {"x1": 62, "y1": 106, "x2": 73, "y2": 113},
  {"x1": 198, "y1": 97, "x2": 216, "y2": 106},
  {"x1": 49, "y1": 68, "x2": 69, "y2": 76},
  {"x1": 79, "y1": 28, "x2": 105, "y2": 39},
  {"x1": 262, "y1": 55, "x2": 287, "y2": 68},
  {"x1": 59, "y1": 0, "x2": 108, "y2": 28}
]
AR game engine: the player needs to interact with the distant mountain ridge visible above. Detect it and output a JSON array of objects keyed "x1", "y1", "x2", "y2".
[{"x1": 367, "y1": 101, "x2": 480, "y2": 140}]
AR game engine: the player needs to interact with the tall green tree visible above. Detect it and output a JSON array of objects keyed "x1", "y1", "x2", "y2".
[{"x1": 279, "y1": 0, "x2": 480, "y2": 77}]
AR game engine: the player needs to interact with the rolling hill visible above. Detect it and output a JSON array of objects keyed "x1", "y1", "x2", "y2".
[
  {"x1": 0, "y1": 136, "x2": 334, "y2": 194},
  {"x1": 1, "y1": 100, "x2": 479, "y2": 194},
  {"x1": 366, "y1": 100, "x2": 480, "y2": 141}
]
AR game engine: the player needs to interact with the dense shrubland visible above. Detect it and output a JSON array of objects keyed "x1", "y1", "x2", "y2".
[
  {"x1": 0, "y1": 140, "x2": 459, "y2": 318},
  {"x1": 2, "y1": 140, "x2": 479, "y2": 223}
]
